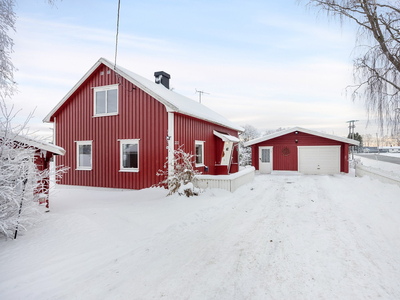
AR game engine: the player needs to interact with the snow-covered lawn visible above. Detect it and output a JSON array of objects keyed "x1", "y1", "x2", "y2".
[
  {"x1": 355, "y1": 154, "x2": 400, "y2": 175},
  {"x1": 1, "y1": 173, "x2": 400, "y2": 300},
  {"x1": 381, "y1": 153, "x2": 400, "y2": 158}
]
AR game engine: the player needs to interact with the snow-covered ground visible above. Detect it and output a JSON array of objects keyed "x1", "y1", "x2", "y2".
[
  {"x1": 355, "y1": 154, "x2": 400, "y2": 175},
  {"x1": 381, "y1": 153, "x2": 400, "y2": 158},
  {"x1": 1, "y1": 171, "x2": 400, "y2": 299}
]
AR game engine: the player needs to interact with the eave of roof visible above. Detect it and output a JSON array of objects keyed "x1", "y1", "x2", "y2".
[
  {"x1": 243, "y1": 126, "x2": 360, "y2": 147},
  {"x1": 1, "y1": 132, "x2": 66, "y2": 155},
  {"x1": 43, "y1": 58, "x2": 243, "y2": 132}
]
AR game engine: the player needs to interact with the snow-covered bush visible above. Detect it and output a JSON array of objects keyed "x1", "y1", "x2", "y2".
[
  {"x1": 349, "y1": 157, "x2": 362, "y2": 169},
  {"x1": 0, "y1": 102, "x2": 67, "y2": 239},
  {"x1": 156, "y1": 146, "x2": 202, "y2": 197}
]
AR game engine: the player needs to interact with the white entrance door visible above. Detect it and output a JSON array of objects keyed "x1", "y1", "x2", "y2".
[
  {"x1": 298, "y1": 146, "x2": 340, "y2": 174},
  {"x1": 221, "y1": 141, "x2": 233, "y2": 166},
  {"x1": 259, "y1": 147, "x2": 273, "y2": 174}
]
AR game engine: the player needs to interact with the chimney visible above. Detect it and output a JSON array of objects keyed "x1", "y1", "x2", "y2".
[{"x1": 154, "y1": 71, "x2": 171, "y2": 89}]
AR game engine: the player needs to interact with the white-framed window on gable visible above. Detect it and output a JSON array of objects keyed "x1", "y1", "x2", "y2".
[
  {"x1": 93, "y1": 84, "x2": 118, "y2": 116},
  {"x1": 119, "y1": 139, "x2": 139, "y2": 172},
  {"x1": 195, "y1": 141, "x2": 205, "y2": 167},
  {"x1": 76, "y1": 141, "x2": 92, "y2": 170}
]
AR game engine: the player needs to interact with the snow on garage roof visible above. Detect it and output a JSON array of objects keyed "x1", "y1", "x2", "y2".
[
  {"x1": 243, "y1": 127, "x2": 360, "y2": 147},
  {"x1": 43, "y1": 57, "x2": 243, "y2": 132}
]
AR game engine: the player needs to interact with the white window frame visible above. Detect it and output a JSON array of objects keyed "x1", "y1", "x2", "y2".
[
  {"x1": 195, "y1": 140, "x2": 205, "y2": 167},
  {"x1": 119, "y1": 139, "x2": 140, "y2": 172},
  {"x1": 76, "y1": 141, "x2": 92, "y2": 170},
  {"x1": 93, "y1": 84, "x2": 119, "y2": 117}
]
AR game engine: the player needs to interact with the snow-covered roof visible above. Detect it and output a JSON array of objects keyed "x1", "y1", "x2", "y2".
[
  {"x1": 243, "y1": 127, "x2": 360, "y2": 147},
  {"x1": 0, "y1": 131, "x2": 66, "y2": 155},
  {"x1": 213, "y1": 130, "x2": 240, "y2": 143},
  {"x1": 43, "y1": 57, "x2": 243, "y2": 132}
]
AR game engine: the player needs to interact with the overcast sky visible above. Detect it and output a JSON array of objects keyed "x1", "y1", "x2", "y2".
[{"x1": 9, "y1": 0, "x2": 378, "y2": 139}]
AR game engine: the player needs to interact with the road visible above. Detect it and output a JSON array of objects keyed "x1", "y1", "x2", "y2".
[{"x1": 356, "y1": 153, "x2": 400, "y2": 165}]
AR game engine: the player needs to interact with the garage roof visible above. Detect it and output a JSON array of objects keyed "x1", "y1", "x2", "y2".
[{"x1": 244, "y1": 127, "x2": 360, "y2": 147}]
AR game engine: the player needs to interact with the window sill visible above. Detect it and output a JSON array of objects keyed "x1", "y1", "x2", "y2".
[
  {"x1": 93, "y1": 113, "x2": 118, "y2": 118},
  {"x1": 195, "y1": 164, "x2": 205, "y2": 168},
  {"x1": 119, "y1": 169, "x2": 139, "y2": 173},
  {"x1": 76, "y1": 168, "x2": 92, "y2": 171}
]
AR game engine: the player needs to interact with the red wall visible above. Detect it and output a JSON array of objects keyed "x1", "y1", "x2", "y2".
[
  {"x1": 53, "y1": 63, "x2": 240, "y2": 189},
  {"x1": 251, "y1": 131, "x2": 350, "y2": 173},
  {"x1": 54, "y1": 64, "x2": 168, "y2": 189},
  {"x1": 174, "y1": 113, "x2": 239, "y2": 175}
]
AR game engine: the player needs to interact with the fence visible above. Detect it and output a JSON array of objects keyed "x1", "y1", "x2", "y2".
[
  {"x1": 196, "y1": 167, "x2": 255, "y2": 192},
  {"x1": 355, "y1": 164, "x2": 400, "y2": 188}
]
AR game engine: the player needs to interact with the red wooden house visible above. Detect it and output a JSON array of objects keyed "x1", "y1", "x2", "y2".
[
  {"x1": 244, "y1": 127, "x2": 359, "y2": 174},
  {"x1": 43, "y1": 58, "x2": 243, "y2": 189}
]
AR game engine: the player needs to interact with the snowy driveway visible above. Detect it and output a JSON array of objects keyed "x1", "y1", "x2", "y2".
[{"x1": 1, "y1": 174, "x2": 400, "y2": 299}]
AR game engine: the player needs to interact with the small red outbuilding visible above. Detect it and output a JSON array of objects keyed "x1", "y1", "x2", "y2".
[{"x1": 244, "y1": 127, "x2": 359, "y2": 174}]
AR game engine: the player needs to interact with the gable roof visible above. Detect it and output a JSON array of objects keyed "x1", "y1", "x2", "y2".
[
  {"x1": 243, "y1": 126, "x2": 360, "y2": 147},
  {"x1": 43, "y1": 57, "x2": 243, "y2": 132}
]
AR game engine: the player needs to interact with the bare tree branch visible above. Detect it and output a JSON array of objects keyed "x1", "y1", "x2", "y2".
[{"x1": 302, "y1": 0, "x2": 400, "y2": 135}]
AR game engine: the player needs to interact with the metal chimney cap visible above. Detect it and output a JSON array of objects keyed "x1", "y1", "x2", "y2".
[{"x1": 154, "y1": 71, "x2": 170, "y2": 79}]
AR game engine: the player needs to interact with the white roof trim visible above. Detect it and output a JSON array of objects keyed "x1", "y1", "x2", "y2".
[
  {"x1": 44, "y1": 57, "x2": 243, "y2": 132},
  {"x1": 213, "y1": 130, "x2": 240, "y2": 142},
  {"x1": 243, "y1": 127, "x2": 360, "y2": 147},
  {"x1": 0, "y1": 131, "x2": 66, "y2": 155}
]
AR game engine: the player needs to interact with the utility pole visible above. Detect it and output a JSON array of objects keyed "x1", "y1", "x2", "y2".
[
  {"x1": 195, "y1": 89, "x2": 209, "y2": 103},
  {"x1": 376, "y1": 133, "x2": 380, "y2": 155},
  {"x1": 346, "y1": 120, "x2": 359, "y2": 160}
]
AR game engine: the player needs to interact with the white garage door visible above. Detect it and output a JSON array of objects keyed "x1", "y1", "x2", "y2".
[{"x1": 298, "y1": 146, "x2": 341, "y2": 174}]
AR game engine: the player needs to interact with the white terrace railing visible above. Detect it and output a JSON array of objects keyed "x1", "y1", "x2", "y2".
[{"x1": 196, "y1": 166, "x2": 255, "y2": 193}]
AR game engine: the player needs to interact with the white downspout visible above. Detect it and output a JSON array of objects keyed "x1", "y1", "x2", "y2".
[{"x1": 53, "y1": 117, "x2": 56, "y2": 167}]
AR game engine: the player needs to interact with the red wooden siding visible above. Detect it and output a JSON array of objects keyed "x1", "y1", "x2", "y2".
[
  {"x1": 54, "y1": 64, "x2": 168, "y2": 189},
  {"x1": 251, "y1": 131, "x2": 350, "y2": 173},
  {"x1": 174, "y1": 113, "x2": 239, "y2": 175}
]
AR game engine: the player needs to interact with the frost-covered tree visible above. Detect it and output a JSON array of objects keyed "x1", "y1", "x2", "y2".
[
  {"x1": 0, "y1": 0, "x2": 17, "y2": 102},
  {"x1": 303, "y1": 0, "x2": 400, "y2": 135},
  {"x1": 0, "y1": 101, "x2": 67, "y2": 239},
  {"x1": 156, "y1": 146, "x2": 202, "y2": 197},
  {"x1": 0, "y1": 0, "x2": 59, "y2": 101},
  {"x1": 239, "y1": 125, "x2": 260, "y2": 166}
]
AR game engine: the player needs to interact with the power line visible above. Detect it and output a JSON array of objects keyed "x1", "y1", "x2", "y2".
[{"x1": 114, "y1": 0, "x2": 121, "y2": 70}]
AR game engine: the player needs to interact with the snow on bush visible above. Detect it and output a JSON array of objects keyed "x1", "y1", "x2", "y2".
[
  {"x1": 349, "y1": 157, "x2": 363, "y2": 169},
  {"x1": 155, "y1": 146, "x2": 202, "y2": 197},
  {"x1": 0, "y1": 102, "x2": 67, "y2": 239}
]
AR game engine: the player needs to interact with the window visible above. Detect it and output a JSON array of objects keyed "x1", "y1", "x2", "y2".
[
  {"x1": 119, "y1": 139, "x2": 139, "y2": 172},
  {"x1": 261, "y1": 148, "x2": 270, "y2": 163},
  {"x1": 195, "y1": 141, "x2": 204, "y2": 166},
  {"x1": 76, "y1": 141, "x2": 92, "y2": 170},
  {"x1": 93, "y1": 84, "x2": 118, "y2": 116}
]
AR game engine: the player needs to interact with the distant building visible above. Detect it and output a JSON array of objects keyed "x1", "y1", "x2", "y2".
[{"x1": 244, "y1": 127, "x2": 359, "y2": 174}]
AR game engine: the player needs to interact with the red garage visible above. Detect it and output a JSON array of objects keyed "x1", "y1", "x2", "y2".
[{"x1": 244, "y1": 127, "x2": 359, "y2": 174}]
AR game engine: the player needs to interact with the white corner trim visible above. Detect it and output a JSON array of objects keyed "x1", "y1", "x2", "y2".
[{"x1": 168, "y1": 112, "x2": 175, "y2": 175}]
